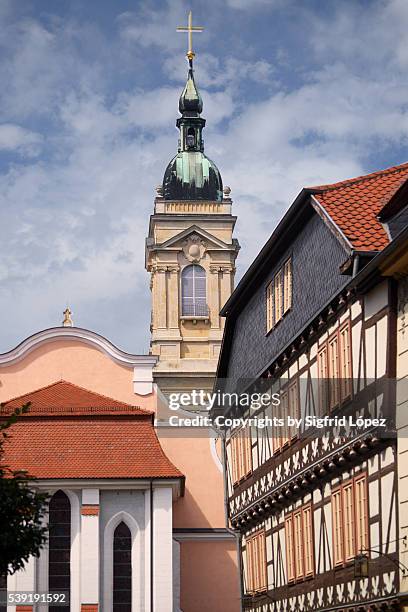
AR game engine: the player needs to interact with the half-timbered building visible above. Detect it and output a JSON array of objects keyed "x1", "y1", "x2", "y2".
[{"x1": 215, "y1": 162, "x2": 408, "y2": 611}]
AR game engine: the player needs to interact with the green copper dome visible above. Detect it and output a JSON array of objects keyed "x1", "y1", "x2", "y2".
[
  {"x1": 163, "y1": 151, "x2": 223, "y2": 201},
  {"x1": 162, "y1": 59, "x2": 223, "y2": 201}
]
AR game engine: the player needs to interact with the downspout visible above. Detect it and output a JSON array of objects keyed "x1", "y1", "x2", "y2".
[
  {"x1": 150, "y1": 479, "x2": 154, "y2": 612},
  {"x1": 221, "y1": 433, "x2": 244, "y2": 612}
]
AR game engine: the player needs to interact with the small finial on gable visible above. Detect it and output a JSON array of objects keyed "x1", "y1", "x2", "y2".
[{"x1": 62, "y1": 307, "x2": 73, "y2": 327}]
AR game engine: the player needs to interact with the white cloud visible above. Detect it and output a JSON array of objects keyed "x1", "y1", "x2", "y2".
[
  {"x1": 115, "y1": 87, "x2": 183, "y2": 130},
  {"x1": 226, "y1": 0, "x2": 282, "y2": 8},
  {"x1": 0, "y1": 16, "x2": 110, "y2": 121},
  {"x1": 0, "y1": 124, "x2": 42, "y2": 156},
  {"x1": 117, "y1": 1, "x2": 186, "y2": 52},
  {"x1": 163, "y1": 53, "x2": 275, "y2": 89},
  {"x1": 1, "y1": 0, "x2": 408, "y2": 354},
  {"x1": 310, "y1": 0, "x2": 408, "y2": 72}
]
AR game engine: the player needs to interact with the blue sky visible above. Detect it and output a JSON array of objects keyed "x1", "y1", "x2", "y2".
[{"x1": 1, "y1": 0, "x2": 408, "y2": 353}]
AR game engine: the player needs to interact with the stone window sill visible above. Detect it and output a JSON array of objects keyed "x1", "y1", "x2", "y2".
[{"x1": 180, "y1": 316, "x2": 210, "y2": 325}]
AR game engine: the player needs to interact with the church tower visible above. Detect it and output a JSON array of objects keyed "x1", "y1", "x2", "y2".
[{"x1": 146, "y1": 48, "x2": 240, "y2": 397}]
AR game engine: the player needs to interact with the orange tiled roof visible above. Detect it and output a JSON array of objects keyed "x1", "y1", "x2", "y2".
[
  {"x1": 1, "y1": 381, "x2": 183, "y2": 480},
  {"x1": 309, "y1": 161, "x2": 408, "y2": 251},
  {"x1": 0, "y1": 380, "x2": 150, "y2": 416}
]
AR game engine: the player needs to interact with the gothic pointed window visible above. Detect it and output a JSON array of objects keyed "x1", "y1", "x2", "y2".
[
  {"x1": 48, "y1": 490, "x2": 70, "y2": 611},
  {"x1": 113, "y1": 522, "x2": 132, "y2": 611},
  {"x1": 181, "y1": 264, "x2": 207, "y2": 317}
]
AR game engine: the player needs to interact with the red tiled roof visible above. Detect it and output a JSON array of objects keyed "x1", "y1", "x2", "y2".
[
  {"x1": 1, "y1": 380, "x2": 150, "y2": 416},
  {"x1": 309, "y1": 161, "x2": 408, "y2": 251},
  {"x1": 1, "y1": 381, "x2": 183, "y2": 480}
]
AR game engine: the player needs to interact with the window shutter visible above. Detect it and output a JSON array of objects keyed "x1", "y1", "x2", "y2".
[
  {"x1": 274, "y1": 270, "x2": 283, "y2": 322},
  {"x1": 230, "y1": 436, "x2": 238, "y2": 485},
  {"x1": 355, "y1": 475, "x2": 368, "y2": 554},
  {"x1": 318, "y1": 345, "x2": 328, "y2": 416},
  {"x1": 339, "y1": 322, "x2": 352, "y2": 400},
  {"x1": 294, "y1": 510, "x2": 304, "y2": 579},
  {"x1": 283, "y1": 258, "x2": 292, "y2": 313},
  {"x1": 243, "y1": 428, "x2": 252, "y2": 476},
  {"x1": 288, "y1": 380, "x2": 299, "y2": 439},
  {"x1": 343, "y1": 482, "x2": 355, "y2": 560},
  {"x1": 285, "y1": 515, "x2": 295, "y2": 582},
  {"x1": 232, "y1": 429, "x2": 252, "y2": 482},
  {"x1": 302, "y1": 505, "x2": 314, "y2": 576},
  {"x1": 269, "y1": 398, "x2": 278, "y2": 455},
  {"x1": 332, "y1": 489, "x2": 344, "y2": 565},
  {"x1": 285, "y1": 505, "x2": 314, "y2": 584},
  {"x1": 253, "y1": 535, "x2": 260, "y2": 591},
  {"x1": 246, "y1": 537, "x2": 254, "y2": 593},
  {"x1": 240, "y1": 431, "x2": 246, "y2": 480},
  {"x1": 246, "y1": 532, "x2": 267, "y2": 593},
  {"x1": 258, "y1": 531, "x2": 268, "y2": 591},
  {"x1": 280, "y1": 390, "x2": 289, "y2": 447},
  {"x1": 266, "y1": 282, "x2": 274, "y2": 331},
  {"x1": 328, "y1": 334, "x2": 340, "y2": 409}
]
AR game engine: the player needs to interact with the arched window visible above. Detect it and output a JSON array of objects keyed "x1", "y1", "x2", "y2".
[
  {"x1": 181, "y1": 264, "x2": 207, "y2": 317},
  {"x1": 48, "y1": 491, "x2": 70, "y2": 611},
  {"x1": 113, "y1": 522, "x2": 132, "y2": 611},
  {"x1": 186, "y1": 127, "x2": 195, "y2": 148}
]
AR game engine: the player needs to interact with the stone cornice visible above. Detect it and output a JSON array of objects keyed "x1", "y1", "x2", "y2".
[
  {"x1": 0, "y1": 327, "x2": 158, "y2": 395},
  {"x1": 0, "y1": 326, "x2": 156, "y2": 367}
]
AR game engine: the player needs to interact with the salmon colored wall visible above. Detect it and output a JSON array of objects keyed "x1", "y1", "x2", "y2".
[
  {"x1": 160, "y1": 435, "x2": 227, "y2": 528},
  {"x1": 0, "y1": 340, "x2": 154, "y2": 410},
  {"x1": 0, "y1": 337, "x2": 240, "y2": 608},
  {"x1": 0, "y1": 339, "x2": 229, "y2": 527},
  {"x1": 180, "y1": 541, "x2": 240, "y2": 612}
]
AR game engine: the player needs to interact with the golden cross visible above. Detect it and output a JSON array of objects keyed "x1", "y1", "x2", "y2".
[{"x1": 177, "y1": 11, "x2": 203, "y2": 61}]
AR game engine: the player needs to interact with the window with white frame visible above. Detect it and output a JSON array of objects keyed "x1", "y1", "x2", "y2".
[{"x1": 181, "y1": 264, "x2": 208, "y2": 317}]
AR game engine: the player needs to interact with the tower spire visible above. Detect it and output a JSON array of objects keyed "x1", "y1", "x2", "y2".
[{"x1": 161, "y1": 13, "x2": 222, "y2": 201}]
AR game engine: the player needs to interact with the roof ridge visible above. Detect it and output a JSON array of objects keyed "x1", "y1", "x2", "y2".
[
  {"x1": 308, "y1": 161, "x2": 408, "y2": 193},
  {"x1": 1, "y1": 379, "x2": 151, "y2": 415},
  {"x1": 0, "y1": 407, "x2": 149, "y2": 416}
]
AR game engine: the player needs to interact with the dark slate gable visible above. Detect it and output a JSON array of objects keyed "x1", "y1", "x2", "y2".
[
  {"x1": 386, "y1": 205, "x2": 408, "y2": 240},
  {"x1": 225, "y1": 211, "x2": 349, "y2": 384}
]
